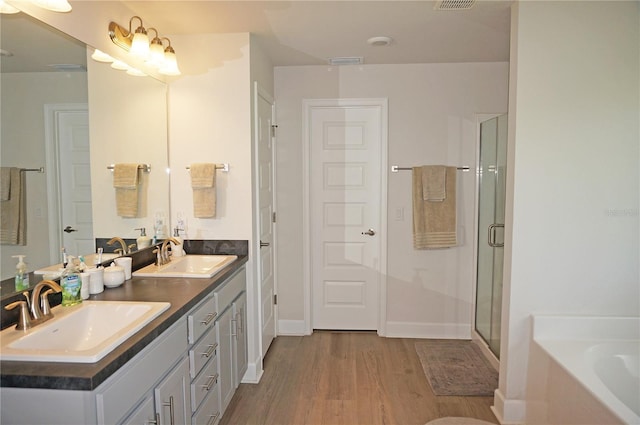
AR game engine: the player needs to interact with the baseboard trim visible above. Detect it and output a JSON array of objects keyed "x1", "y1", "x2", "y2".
[
  {"x1": 492, "y1": 389, "x2": 526, "y2": 424},
  {"x1": 385, "y1": 321, "x2": 471, "y2": 339},
  {"x1": 277, "y1": 319, "x2": 308, "y2": 336}
]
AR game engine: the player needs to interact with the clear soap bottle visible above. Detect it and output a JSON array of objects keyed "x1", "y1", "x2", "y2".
[{"x1": 12, "y1": 255, "x2": 29, "y2": 291}]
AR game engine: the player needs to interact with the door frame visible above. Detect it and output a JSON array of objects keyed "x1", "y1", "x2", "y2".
[
  {"x1": 471, "y1": 112, "x2": 505, "y2": 371},
  {"x1": 44, "y1": 103, "x2": 89, "y2": 264},
  {"x1": 302, "y1": 98, "x2": 389, "y2": 335}
]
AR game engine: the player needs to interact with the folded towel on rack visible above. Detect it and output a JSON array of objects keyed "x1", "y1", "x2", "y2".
[
  {"x1": 421, "y1": 165, "x2": 447, "y2": 201},
  {"x1": 113, "y1": 164, "x2": 140, "y2": 217},
  {"x1": 1, "y1": 168, "x2": 26, "y2": 245},
  {"x1": 412, "y1": 166, "x2": 457, "y2": 249},
  {"x1": 190, "y1": 163, "x2": 216, "y2": 218},
  {"x1": 1, "y1": 167, "x2": 11, "y2": 201}
]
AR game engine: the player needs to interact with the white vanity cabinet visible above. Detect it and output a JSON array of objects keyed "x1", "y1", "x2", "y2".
[{"x1": 215, "y1": 269, "x2": 248, "y2": 416}]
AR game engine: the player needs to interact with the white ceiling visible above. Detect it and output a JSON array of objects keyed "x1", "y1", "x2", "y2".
[{"x1": 1, "y1": 0, "x2": 512, "y2": 73}]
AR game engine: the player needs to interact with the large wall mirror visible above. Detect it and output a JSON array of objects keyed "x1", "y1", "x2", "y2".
[{"x1": 0, "y1": 12, "x2": 169, "y2": 296}]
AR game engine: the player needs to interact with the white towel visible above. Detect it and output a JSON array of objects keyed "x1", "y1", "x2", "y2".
[
  {"x1": 1, "y1": 168, "x2": 26, "y2": 245},
  {"x1": 421, "y1": 165, "x2": 447, "y2": 201},
  {"x1": 190, "y1": 163, "x2": 216, "y2": 218},
  {"x1": 113, "y1": 164, "x2": 140, "y2": 217}
]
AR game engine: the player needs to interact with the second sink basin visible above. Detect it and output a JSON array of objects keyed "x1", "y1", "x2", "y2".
[
  {"x1": 132, "y1": 255, "x2": 237, "y2": 279},
  {"x1": 0, "y1": 301, "x2": 170, "y2": 363}
]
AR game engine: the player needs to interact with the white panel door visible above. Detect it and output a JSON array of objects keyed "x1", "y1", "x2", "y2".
[
  {"x1": 58, "y1": 111, "x2": 94, "y2": 256},
  {"x1": 255, "y1": 85, "x2": 276, "y2": 357},
  {"x1": 309, "y1": 100, "x2": 385, "y2": 330}
]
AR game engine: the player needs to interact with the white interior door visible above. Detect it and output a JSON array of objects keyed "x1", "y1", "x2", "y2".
[
  {"x1": 308, "y1": 99, "x2": 386, "y2": 330},
  {"x1": 255, "y1": 84, "x2": 276, "y2": 356},
  {"x1": 58, "y1": 110, "x2": 94, "y2": 257}
]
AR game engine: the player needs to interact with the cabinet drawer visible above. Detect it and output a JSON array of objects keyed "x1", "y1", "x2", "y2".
[
  {"x1": 188, "y1": 295, "x2": 217, "y2": 344},
  {"x1": 192, "y1": 380, "x2": 221, "y2": 425},
  {"x1": 190, "y1": 356, "x2": 219, "y2": 413},
  {"x1": 189, "y1": 324, "x2": 218, "y2": 379},
  {"x1": 215, "y1": 268, "x2": 246, "y2": 314}
]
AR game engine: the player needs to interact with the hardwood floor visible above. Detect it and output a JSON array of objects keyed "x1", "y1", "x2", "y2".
[{"x1": 220, "y1": 331, "x2": 499, "y2": 425}]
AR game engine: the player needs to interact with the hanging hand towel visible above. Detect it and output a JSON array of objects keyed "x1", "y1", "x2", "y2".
[
  {"x1": 412, "y1": 166, "x2": 457, "y2": 249},
  {"x1": 190, "y1": 163, "x2": 216, "y2": 218},
  {"x1": 421, "y1": 165, "x2": 447, "y2": 201},
  {"x1": 1, "y1": 168, "x2": 26, "y2": 245},
  {"x1": 0, "y1": 167, "x2": 11, "y2": 201},
  {"x1": 113, "y1": 163, "x2": 140, "y2": 217}
]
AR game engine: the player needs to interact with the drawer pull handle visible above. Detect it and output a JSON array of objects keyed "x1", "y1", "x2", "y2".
[
  {"x1": 206, "y1": 411, "x2": 221, "y2": 425},
  {"x1": 202, "y1": 373, "x2": 219, "y2": 391},
  {"x1": 162, "y1": 395, "x2": 175, "y2": 425},
  {"x1": 147, "y1": 413, "x2": 161, "y2": 425},
  {"x1": 201, "y1": 342, "x2": 218, "y2": 358},
  {"x1": 200, "y1": 312, "x2": 218, "y2": 326},
  {"x1": 231, "y1": 319, "x2": 237, "y2": 338}
]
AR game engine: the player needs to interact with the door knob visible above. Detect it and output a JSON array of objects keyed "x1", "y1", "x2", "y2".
[
  {"x1": 260, "y1": 241, "x2": 270, "y2": 247},
  {"x1": 63, "y1": 226, "x2": 77, "y2": 233},
  {"x1": 361, "y1": 228, "x2": 376, "y2": 236}
]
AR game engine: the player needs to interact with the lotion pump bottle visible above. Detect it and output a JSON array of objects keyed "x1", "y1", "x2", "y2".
[
  {"x1": 135, "y1": 227, "x2": 151, "y2": 249},
  {"x1": 12, "y1": 255, "x2": 29, "y2": 291}
]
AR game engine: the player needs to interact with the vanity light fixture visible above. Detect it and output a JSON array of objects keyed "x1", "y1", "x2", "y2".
[
  {"x1": 31, "y1": 0, "x2": 71, "y2": 12},
  {"x1": 109, "y1": 16, "x2": 181, "y2": 76}
]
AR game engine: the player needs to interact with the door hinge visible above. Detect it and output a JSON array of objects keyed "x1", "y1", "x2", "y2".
[
  {"x1": 273, "y1": 294, "x2": 277, "y2": 305},
  {"x1": 272, "y1": 211, "x2": 276, "y2": 223},
  {"x1": 271, "y1": 124, "x2": 278, "y2": 137}
]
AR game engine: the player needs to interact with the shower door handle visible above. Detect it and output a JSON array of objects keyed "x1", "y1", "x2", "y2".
[{"x1": 488, "y1": 224, "x2": 504, "y2": 248}]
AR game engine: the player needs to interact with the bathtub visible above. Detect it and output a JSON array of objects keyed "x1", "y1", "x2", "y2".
[{"x1": 531, "y1": 315, "x2": 640, "y2": 425}]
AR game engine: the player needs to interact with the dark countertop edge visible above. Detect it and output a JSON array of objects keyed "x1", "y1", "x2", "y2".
[{"x1": 0, "y1": 255, "x2": 248, "y2": 391}]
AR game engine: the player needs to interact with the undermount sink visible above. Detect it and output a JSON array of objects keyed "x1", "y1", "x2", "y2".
[
  {"x1": 132, "y1": 255, "x2": 237, "y2": 279},
  {"x1": 0, "y1": 301, "x2": 170, "y2": 363}
]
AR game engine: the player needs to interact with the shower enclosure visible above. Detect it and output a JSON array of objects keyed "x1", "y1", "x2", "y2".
[{"x1": 475, "y1": 114, "x2": 507, "y2": 358}]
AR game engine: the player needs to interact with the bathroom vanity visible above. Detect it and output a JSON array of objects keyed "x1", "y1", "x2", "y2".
[{"x1": 0, "y1": 257, "x2": 248, "y2": 425}]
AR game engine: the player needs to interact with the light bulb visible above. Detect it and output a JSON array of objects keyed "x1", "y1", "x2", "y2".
[
  {"x1": 159, "y1": 48, "x2": 180, "y2": 76},
  {"x1": 130, "y1": 28, "x2": 149, "y2": 59},
  {"x1": 146, "y1": 38, "x2": 165, "y2": 68},
  {"x1": 91, "y1": 49, "x2": 114, "y2": 63},
  {"x1": 110, "y1": 60, "x2": 129, "y2": 71}
]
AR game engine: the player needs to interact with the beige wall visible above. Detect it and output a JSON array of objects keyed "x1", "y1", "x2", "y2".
[
  {"x1": 497, "y1": 2, "x2": 639, "y2": 423},
  {"x1": 1, "y1": 71, "x2": 87, "y2": 278},
  {"x1": 274, "y1": 62, "x2": 509, "y2": 335}
]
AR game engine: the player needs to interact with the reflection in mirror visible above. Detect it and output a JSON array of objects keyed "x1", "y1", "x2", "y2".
[{"x1": 0, "y1": 12, "x2": 170, "y2": 299}]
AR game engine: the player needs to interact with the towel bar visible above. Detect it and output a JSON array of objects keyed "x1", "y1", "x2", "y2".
[
  {"x1": 186, "y1": 163, "x2": 229, "y2": 173},
  {"x1": 19, "y1": 167, "x2": 45, "y2": 173},
  {"x1": 107, "y1": 164, "x2": 151, "y2": 173},
  {"x1": 391, "y1": 165, "x2": 470, "y2": 172}
]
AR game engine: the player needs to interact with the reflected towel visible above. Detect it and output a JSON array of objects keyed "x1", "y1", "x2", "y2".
[
  {"x1": 0, "y1": 167, "x2": 11, "y2": 201},
  {"x1": 412, "y1": 166, "x2": 457, "y2": 249},
  {"x1": 421, "y1": 165, "x2": 447, "y2": 201},
  {"x1": 113, "y1": 164, "x2": 139, "y2": 217},
  {"x1": 190, "y1": 163, "x2": 216, "y2": 218},
  {"x1": 0, "y1": 168, "x2": 26, "y2": 245}
]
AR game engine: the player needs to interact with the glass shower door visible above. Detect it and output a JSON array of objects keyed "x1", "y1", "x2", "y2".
[{"x1": 475, "y1": 114, "x2": 507, "y2": 358}]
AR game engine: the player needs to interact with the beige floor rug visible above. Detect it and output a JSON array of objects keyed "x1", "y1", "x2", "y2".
[
  {"x1": 425, "y1": 417, "x2": 496, "y2": 425},
  {"x1": 415, "y1": 340, "x2": 498, "y2": 396}
]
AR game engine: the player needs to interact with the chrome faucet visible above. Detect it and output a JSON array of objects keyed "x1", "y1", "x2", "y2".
[
  {"x1": 156, "y1": 237, "x2": 181, "y2": 266},
  {"x1": 4, "y1": 280, "x2": 62, "y2": 330},
  {"x1": 107, "y1": 236, "x2": 129, "y2": 255}
]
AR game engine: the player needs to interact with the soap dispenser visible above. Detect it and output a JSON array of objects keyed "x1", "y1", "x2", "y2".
[
  {"x1": 12, "y1": 255, "x2": 29, "y2": 291},
  {"x1": 135, "y1": 227, "x2": 151, "y2": 249}
]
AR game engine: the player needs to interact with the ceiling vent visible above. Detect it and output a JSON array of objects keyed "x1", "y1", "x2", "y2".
[
  {"x1": 328, "y1": 57, "x2": 364, "y2": 66},
  {"x1": 434, "y1": 0, "x2": 476, "y2": 10}
]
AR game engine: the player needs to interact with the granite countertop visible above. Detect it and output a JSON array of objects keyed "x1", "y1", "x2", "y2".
[{"x1": 0, "y1": 255, "x2": 247, "y2": 391}]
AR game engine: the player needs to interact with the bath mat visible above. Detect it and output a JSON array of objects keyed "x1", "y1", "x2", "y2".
[{"x1": 415, "y1": 340, "x2": 498, "y2": 396}]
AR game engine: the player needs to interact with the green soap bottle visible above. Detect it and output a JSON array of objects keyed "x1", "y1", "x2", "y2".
[
  {"x1": 61, "y1": 258, "x2": 82, "y2": 307},
  {"x1": 12, "y1": 255, "x2": 29, "y2": 291}
]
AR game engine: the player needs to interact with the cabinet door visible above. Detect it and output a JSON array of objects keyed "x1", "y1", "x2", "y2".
[
  {"x1": 217, "y1": 307, "x2": 234, "y2": 415},
  {"x1": 233, "y1": 291, "x2": 248, "y2": 387},
  {"x1": 155, "y1": 357, "x2": 190, "y2": 425},
  {"x1": 122, "y1": 396, "x2": 157, "y2": 425}
]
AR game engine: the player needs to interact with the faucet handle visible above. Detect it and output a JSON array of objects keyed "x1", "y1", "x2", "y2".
[
  {"x1": 40, "y1": 289, "x2": 55, "y2": 317},
  {"x1": 114, "y1": 248, "x2": 123, "y2": 255},
  {"x1": 127, "y1": 243, "x2": 136, "y2": 253},
  {"x1": 5, "y1": 300, "x2": 32, "y2": 330}
]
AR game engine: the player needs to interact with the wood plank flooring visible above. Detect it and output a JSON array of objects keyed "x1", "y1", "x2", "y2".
[{"x1": 220, "y1": 331, "x2": 499, "y2": 425}]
